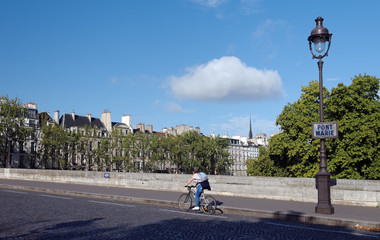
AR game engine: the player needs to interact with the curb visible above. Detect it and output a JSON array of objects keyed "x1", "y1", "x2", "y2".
[
  {"x1": 220, "y1": 207, "x2": 380, "y2": 230},
  {"x1": 1, "y1": 184, "x2": 379, "y2": 230}
]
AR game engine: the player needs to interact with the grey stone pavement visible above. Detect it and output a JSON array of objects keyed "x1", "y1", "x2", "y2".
[{"x1": 0, "y1": 178, "x2": 379, "y2": 231}]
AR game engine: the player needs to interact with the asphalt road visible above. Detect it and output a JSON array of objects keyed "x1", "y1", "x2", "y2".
[{"x1": 1, "y1": 188, "x2": 379, "y2": 240}]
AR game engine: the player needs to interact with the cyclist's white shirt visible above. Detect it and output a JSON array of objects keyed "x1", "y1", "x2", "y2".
[{"x1": 193, "y1": 172, "x2": 208, "y2": 183}]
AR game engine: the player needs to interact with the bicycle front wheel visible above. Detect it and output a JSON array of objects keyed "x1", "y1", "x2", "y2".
[
  {"x1": 178, "y1": 193, "x2": 192, "y2": 212},
  {"x1": 202, "y1": 195, "x2": 217, "y2": 214}
]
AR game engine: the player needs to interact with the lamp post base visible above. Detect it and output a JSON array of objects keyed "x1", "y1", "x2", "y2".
[
  {"x1": 315, "y1": 171, "x2": 334, "y2": 214},
  {"x1": 315, "y1": 203, "x2": 334, "y2": 214}
]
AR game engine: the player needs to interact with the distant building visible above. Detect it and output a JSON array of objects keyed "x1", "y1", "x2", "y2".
[
  {"x1": 223, "y1": 135, "x2": 259, "y2": 176},
  {"x1": 251, "y1": 133, "x2": 268, "y2": 147},
  {"x1": 221, "y1": 117, "x2": 270, "y2": 176},
  {"x1": 55, "y1": 110, "x2": 133, "y2": 136},
  {"x1": 249, "y1": 115, "x2": 253, "y2": 139},
  {"x1": 113, "y1": 115, "x2": 134, "y2": 135},
  {"x1": 162, "y1": 124, "x2": 201, "y2": 136},
  {"x1": 58, "y1": 110, "x2": 107, "y2": 134}
]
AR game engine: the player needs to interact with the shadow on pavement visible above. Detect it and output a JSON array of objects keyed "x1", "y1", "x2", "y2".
[{"x1": 2, "y1": 216, "x2": 378, "y2": 239}]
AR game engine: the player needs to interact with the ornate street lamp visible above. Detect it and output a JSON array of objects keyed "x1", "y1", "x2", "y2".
[{"x1": 308, "y1": 17, "x2": 334, "y2": 214}]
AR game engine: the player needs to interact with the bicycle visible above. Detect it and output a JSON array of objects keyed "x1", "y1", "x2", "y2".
[{"x1": 178, "y1": 185, "x2": 217, "y2": 214}]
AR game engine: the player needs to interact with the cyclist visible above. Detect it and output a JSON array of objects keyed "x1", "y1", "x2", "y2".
[{"x1": 185, "y1": 167, "x2": 211, "y2": 210}]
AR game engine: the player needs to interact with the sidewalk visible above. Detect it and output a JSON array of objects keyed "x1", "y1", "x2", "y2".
[{"x1": 0, "y1": 178, "x2": 379, "y2": 230}]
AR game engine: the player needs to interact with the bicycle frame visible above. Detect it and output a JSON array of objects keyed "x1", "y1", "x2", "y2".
[{"x1": 191, "y1": 187, "x2": 209, "y2": 207}]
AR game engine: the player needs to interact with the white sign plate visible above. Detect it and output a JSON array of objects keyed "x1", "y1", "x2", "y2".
[{"x1": 312, "y1": 122, "x2": 338, "y2": 139}]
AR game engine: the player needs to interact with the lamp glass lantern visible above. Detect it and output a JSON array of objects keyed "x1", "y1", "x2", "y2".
[{"x1": 308, "y1": 17, "x2": 332, "y2": 59}]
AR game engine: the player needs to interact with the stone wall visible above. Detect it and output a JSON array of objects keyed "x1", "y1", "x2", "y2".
[{"x1": 0, "y1": 168, "x2": 378, "y2": 207}]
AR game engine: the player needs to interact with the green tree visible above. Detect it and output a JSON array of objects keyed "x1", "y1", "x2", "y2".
[
  {"x1": 168, "y1": 134, "x2": 187, "y2": 173},
  {"x1": 326, "y1": 74, "x2": 380, "y2": 179},
  {"x1": 67, "y1": 129, "x2": 81, "y2": 169},
  {"x1": 132, "y1": 133, "x2": 151, "y2": 171},
  {"x1": 122, "y1": 132, "x2": 136, "y2": 172},
  {"x1": 181, "y1": 131, "x2": 202, "y2": 172},
  {"x1": 96, "y1": 136, "x2": 111, "y2": 171},
  {"x1": 75, "y1": 125, "x2": 99, "y2": 171},
  {"x1": 159, "y1": 135, "x2": 173, "y2": 172},
  {"x1": 269, "y1": 80, "x2": 323, "y2": 177},
  {"x1": 40, "y1": 123, "x2": 68, "y2": 169},
  {"x1": 149, "y1": 134, "x2": 166, "y2": 172},
  {"x1": 199, "y1": 136, "x2": 231, "y2": 175},
  {"x1": 252, "y1": 75, "x2": 379, "y2": 179},
  {"x1": 0, "y1": 96, "x2": 32, "y2": 168},
  {"x1": 178, "y1": 132, "x2": 231, "y2": 174},
  {"x1": 246, "y1": 145, "x2": 286, "y2": 176},
  {"x1": 211, "y1": 136, "x2": 232, "y2": 174},
  {"x1": 109, "y1": 128, "x2": 122, "y2": 171}
]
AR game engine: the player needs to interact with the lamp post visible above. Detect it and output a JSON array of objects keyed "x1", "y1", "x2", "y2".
[{"x1": 308, "y1": 17, "x2": 334, "y2": 215}]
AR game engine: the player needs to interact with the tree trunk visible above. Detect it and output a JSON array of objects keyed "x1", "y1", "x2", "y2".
[{"x1": 6, "y1": 140, "x2": 12, "y2": 168}]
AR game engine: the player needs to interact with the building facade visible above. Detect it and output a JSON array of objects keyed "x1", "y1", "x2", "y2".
[
  {"x1": 4, "y1": 101, "x2": 271, "y2": 176},
  {"x1": 225, "y1": 136, "x2": 260, "y2": 176},
  {"x1": 222, "y1": 117, "x2": 269, "y2": 176}
]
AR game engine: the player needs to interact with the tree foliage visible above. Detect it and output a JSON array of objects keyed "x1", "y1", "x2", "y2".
[
  {"x1": 246, "y1": 146, "x2": 286, "y2": 177},
  {"x1": 247, "y1": 74, "x2": 380, "y2": 179},
  {"x1": 326, "y1": 74, "x2": 380, "y2": 179},
  {"x1": 0, "y1": 96, "x2": 32, "y2": 167},
  {"x1": 40, "y1": 123, "x2": 68, "y2": 169}
]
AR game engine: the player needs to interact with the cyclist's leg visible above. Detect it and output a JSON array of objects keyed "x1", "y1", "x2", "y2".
[{"x1": 195, "y1": 184, "x2": 203, "y2": 207}]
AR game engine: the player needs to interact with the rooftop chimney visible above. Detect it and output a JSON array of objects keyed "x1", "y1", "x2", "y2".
[
  {"x1": 136, "y1": 123, "x2": 145, "y2": 132},
  {"x1": 122, "y1": 115, "x2": 131, "y2": 127},
  {"x1": 54, "y1": 110, "x2": 60, "y2": 124},
  {"x1": 101, "y1": 111, "x2": 112, "y2": 132},
  {"x1": 146, "y1": 125, "x2": 153, "y2": 133},
  {"x1": 86, "y1": 113, "x2": 92, "y2": 123}
]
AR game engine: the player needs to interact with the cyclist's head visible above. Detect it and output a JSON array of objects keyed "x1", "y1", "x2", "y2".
[{"x1": 192, "y1": 167, "x2": 199, "y2": 173}]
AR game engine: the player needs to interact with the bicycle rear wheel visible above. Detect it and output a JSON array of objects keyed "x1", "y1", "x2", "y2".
[
  {"x1": 178, "y1": 193, "x2": 192, "y2": 212},
  {"x1": 202, "y1": 195, "x2": 217, "y2": 214}
]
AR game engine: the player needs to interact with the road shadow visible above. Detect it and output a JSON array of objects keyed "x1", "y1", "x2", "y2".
[
  {"x1": 45, "y1": 218, "x2": 103, "y2": 230},
  {"x1": 2, "y1": 215, "x2": 378, "y2": 239}
]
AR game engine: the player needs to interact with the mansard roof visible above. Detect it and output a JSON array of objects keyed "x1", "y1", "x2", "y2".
[
  {"x1": 60, "y1": 113, "x2": 106, "y2": 130},
  {"x1": 38, "y1": 112, "x2": 54, "y2": 123},
  {"x1": 112, "y1": 122, "x2": 128, "y2": 128}
]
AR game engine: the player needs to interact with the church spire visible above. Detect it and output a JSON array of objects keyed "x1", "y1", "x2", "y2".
[{"x1": 249, "y1": 115, "x2": 253, "y2": 139}]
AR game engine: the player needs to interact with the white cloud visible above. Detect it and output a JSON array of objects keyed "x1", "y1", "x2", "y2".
[
  {"x1": 170, "y1": 56, "x2": 284, "y2": 102},
  {"x1": 252, "y1": 19, "x2": 294, "y2": 60},
  {"x1": 216, "y1": 115, "x2": 250, "y2": 136},
  {"x1": 239, "y1": 0, "x2": 262, "y2": 15},
  {"x1": 190, "y1": 0, "x2": 227, "y2": 8},
  {"x1": 253, "y1": 19, "x2": 287, "y2": 40},
  {"x1": 165, "y1": 102, "x2": 194, "y2": 114},
  {"x1": 166, "y1": 102, "x2": 184, "y2": 113}
]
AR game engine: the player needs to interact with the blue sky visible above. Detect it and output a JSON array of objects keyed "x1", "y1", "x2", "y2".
[{"x1": 1, "y1": 0, "x2": 379, "y2": 138}]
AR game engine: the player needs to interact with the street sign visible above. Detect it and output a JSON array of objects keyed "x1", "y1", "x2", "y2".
[
  {"x1": 104, "y1": 173, "x2": 110, "y2": 178},
  {"x1": 312, "y1": 122, "x2": 338, "y2": 139}
]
